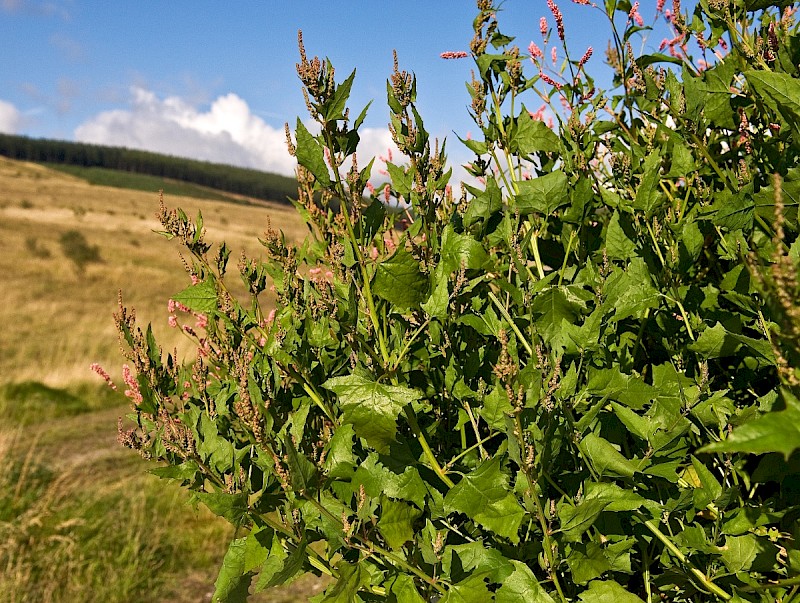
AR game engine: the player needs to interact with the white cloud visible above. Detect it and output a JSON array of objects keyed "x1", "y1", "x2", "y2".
[
  {"x1": 0, "y1": 100, "x2": 21, "y2": 134},
  {"x1": 74, "y1": 87, "x2": 407, "y2": 179},
  {"x1": 75, "y1": 87, "x2": 296, "y2": 175}
]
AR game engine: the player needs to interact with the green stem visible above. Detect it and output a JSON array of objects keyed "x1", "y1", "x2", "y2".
[
  {"x1": 445, "y1": 431, "x2": 500, "y2": 469},
  {"x1": 514, "y1": 413, "x2": 569, "y2": 603},
  {"x1": 739, "y1": 575, "x2": 800, "y2": 593},
  {"x1": 304, "y1": 495, "x2": 446, "y2": 594},
  {"x1": 404, "y1": 405, "x2": 455, "y2": 489},
  {"x1": 637, "y1": 514, "x2": 732, "y2": 601},
  {"x1": 488, "y1": 291, "x2": 534, "y2": 356},
  {"x1": 320, "y1": 127, "x2": 390, "y2": 365}
]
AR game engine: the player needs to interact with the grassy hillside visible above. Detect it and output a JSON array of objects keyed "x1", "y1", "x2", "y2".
[
  {"x1": 0, "y1": 157, "x2": 323, "y2": 602},
  {"x1": 45, "y1": 163, "x2": 247, "y2": 204}
]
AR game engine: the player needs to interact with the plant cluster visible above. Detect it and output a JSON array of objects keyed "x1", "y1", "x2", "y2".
[{"x1": 111, "y1": 1, "x2": 800, "y2": 601}]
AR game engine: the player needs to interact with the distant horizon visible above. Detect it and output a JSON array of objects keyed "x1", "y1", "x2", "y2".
[{"x1": 1, "y1": 1, "x2": 685, "y2": 182}]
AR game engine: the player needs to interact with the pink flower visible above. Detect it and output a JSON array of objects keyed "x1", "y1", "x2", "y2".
[
  {"x1": 629, "y1": 2, "x2": 643, "y2": 26},
  {"x1": 168, "y1": 314, "x2": 178, "y2": 328},
  {"x1": 384, "y1": 231, "x2": 397, "y2": 253},
  {"x1": 190, "y1": 274, "x2": 200, "y2": 285},
  {"x1": 383, "y1": 184, "x2": 391, "y2": 203},
  {"x1": 90, "y1": 363, "x2": 117, "y2": 390},
  {"x1": 370, "y1": 246, "x2": 379, "y2": 260},
  {"x1": 571, "y1": 0, "x2": 592, "y2": 4},
  {"x1": 540, "y1": 72, "x2": 563, "y2": 90},
  {"x1": 529, "y1": 104, "x2": 547, "y2": 121},
  {"x1": 440, "y1": 51, "x2": 469, "y2": 59},
  {"x1": 266, "y1": 308, "x2": 276, "y2": 326},
  {"x1": 578, "y1": 46, "x2": 593, "y2": 68},
  {"x1": 551, "y1": 46, "x2": 558, "y2": 65},
  {"x1": 122, "y1": 364, "x2": 143, "y2": 404},
  {"x1": 540, "y1": 16, "x2": 548, "y2": 37},
  {"x1": 657, "y1": 0, "x2": 665, "y2": 12},
  {"x1": 194, "y1": 313, "x2": 208, "y2": 329},
  {"x1": 547, "y1": 0, "x2": 565, "y2": 40},
  {"x1": 529, "y1": 41, "x2": 543, "y2": 60},
  {"x1": 366, "y1": 182, "x2": 375, "y2": 195}
]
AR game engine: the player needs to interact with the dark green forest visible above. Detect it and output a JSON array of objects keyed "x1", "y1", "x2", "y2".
[{"x1": 0, "y1": 133, "x2": 298, "y2": 204}]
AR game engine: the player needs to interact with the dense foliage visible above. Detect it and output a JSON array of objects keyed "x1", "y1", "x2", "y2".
[
  {"x1": 0, "y1": 133, "x2": 298, "y2": 203},
  {"x1": 113, "y1": 1, "x2": 800, "y2": 601}
]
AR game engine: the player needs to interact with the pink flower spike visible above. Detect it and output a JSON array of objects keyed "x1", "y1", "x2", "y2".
[
  {"x1": 539, "y1": 71, "x2": 563, "y2": 90},
  {"x1": 540, "y1": 16, "x2": 548, "y2": 37},
  {"x1": 547, "y1": 0, "x2": 565, "y2": 41},
  {"x1": 440, "y1": 51, "x2": 469, "y2": 59},
  {"x1": 656, "y1": 0, "x2": 665, "y2": 12},
  {"x1": 578, "y1": 46, "x2": 593, "y2": 68},
  {"x1": 383, "y1": 183, "x2": 391, "y2": 203},
  {"x1": 90, "y1": 363, "x2": 117, "y2": 390},
  {"x1": 629, "y1": 2, "x2": 643, "y2": 27},
  {"x1": 551, "y1": 46, "x2": 558, "y2": 65},
  {"x1": 529, "y1": 41, "x2": 543, "y2": 60}
]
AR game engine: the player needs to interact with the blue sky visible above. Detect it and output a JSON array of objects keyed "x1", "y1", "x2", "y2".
[{"x1": 0, "y1": 0, "x2": 678, "y2": 178}]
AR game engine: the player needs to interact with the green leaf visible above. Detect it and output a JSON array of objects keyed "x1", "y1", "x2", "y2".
[
  {"x1": 531, "y1": 287, "x2": 579, "y2": 345},
  {"x1": 464, "y1": 177, "x2": 504, "y2": 227},
  {"x1": 584, "y1": 481, "x2": 647, "y2": 512},
  {"x1": 581, "y1": 433, "x2": 638, "y2": 478},
  {"x1": 389, "y1": 574, "x2": 427, "y2": 603},
  {"x1": 496, "y1": 560, "x2": 556, "y2": 603},
  {"x1": 746, "y1": 70, "x2": 800, "y2": 123},
  {"x1": 442, "y1": 575, "x2": 493, "y2": 603},
  {"x1": 558, "y1": 498, "x2": 610, "y2": 542},
  {"x1": 195, "y1": 491, "x2": 249, "y2": 526},
  {"x1": 633, "y1": 152, "x2": 662, "y2": 215},
  {"x1": 699, "y1": 389, "x2": 800, "y2": 459},
  {"x1": 325, "y1": 69, "x2": 355, "y2": 122},
  {"x1": 566, "y1": 542, "x2": 612, "y2": 584},
  {"x1": 480, "y1": 386, "x2": 513, "y2": 430},
  {"x1": 689, "y1": 322, "x2": 775, "y2": 365},
  {"x1": 285, "y1": 436, "x2": 318, "y2": 493},
  {"x1": 323, "y1": 375, "x2": 422, "y2": 453},
  {"x1": 605, "y1": 211, "x2": 636, "y2": 260},
  {"x1": 602, "y1": 259, "x2": 658, "y2": 322},
  {"x1": 422, "y1": 265, "x2": 450, "y2": 319},
  {"x1": 578, "y1": 580, "x2": 645, "y2": 603},
  {"x1": 212, "y1": 537, "x2": 253, "y2": 603},
  {"x1": 373, "y1": 246, "x2": 427, "y2": 310},
  {"x1": 440, "y1": 224, "x2": 488, "y2": 273},
  {"x1": 319, "y1": 562, "x2": 369, "y2": 602},
  {"x1": 295, "y1": 119, "x2": 331, "y2": 186},
  {"x1": 378, "y1": 496, "x2": 422, "y2": 550},
  {"x1": 198, "y1": 411, "x2": 235, "y2": 473},
  {"x1": 324, "y1": 423, "x2": 357, "y2": 479},
  {"x1": 353, "y1": 454, "x2": 428, "y2": 509},
  {"x1": 444, "y1": 456, "x2": 525, "y2": 542},
  {"x1": 511, "y1": 108, "x2": 560, "y2": 154},
  {"x1": 256, "y1": 538, "x2": 306, "y2": 591},
  {"x1": 173, "y1": 279, "x2": 217, "y2": 313},
  {"x1": 253, "y1": 530, "x2": 289, "y2": 592},
  {"x1": 718, "y1": 535, "x2": 758, "y2": 573},
  {"x1": 515, "y1": 170, "x2": 569, "y2": 215}
]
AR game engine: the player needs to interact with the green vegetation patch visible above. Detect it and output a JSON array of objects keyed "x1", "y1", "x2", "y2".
[
  {"x1": 46, "y1": 163, "x2": 245, "y2": 203},
  {"x1": 0, "y1": 381, "x2": 124, "y2": 425}
]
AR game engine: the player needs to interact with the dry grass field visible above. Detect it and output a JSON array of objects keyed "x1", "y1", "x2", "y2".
[{"x1": 0, "y1": 157, "x2": 323, "y2": 602}]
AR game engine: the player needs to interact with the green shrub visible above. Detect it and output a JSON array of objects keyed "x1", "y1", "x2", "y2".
[
  {"x1": 113, "y1": 1, "x2": 800, "y2": 601},
  {"x1": 59, "y1": 229, "x2": 101, "y2": 273}
]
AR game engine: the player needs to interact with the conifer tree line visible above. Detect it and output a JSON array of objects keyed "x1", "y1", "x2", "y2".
[{"x1": 0, "y1": 133, "x2": 298, "y2": 203}]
